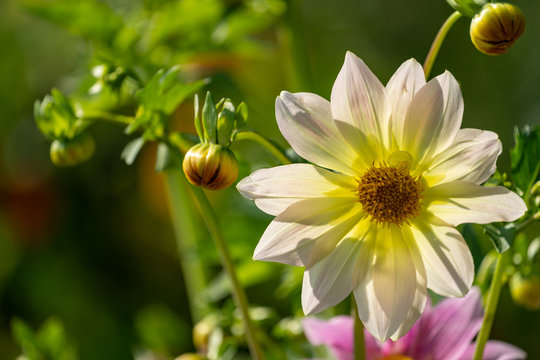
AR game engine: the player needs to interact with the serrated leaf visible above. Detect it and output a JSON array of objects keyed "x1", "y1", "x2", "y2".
[
  {"x1": 161, "y1": 79, "x2": 207, "y2": 115},
  {"x1": 511, "y1": 126, "x2": 540, "y2": 195},
  {"x1": 121, "y1": 137, "x2": 145, "y2": 165},
  {"x1": 202, "y1": 92, "x2": 218, "y2": 143},
  {"x1": 136, "y1": 67, "x2": 207, "y2": 115},
  {"x1": 22, "y1": 0, "x2": 123, "y2": 47},
  {"x1": 483, "y1": 223, "x2": 516, "y2": 254}
]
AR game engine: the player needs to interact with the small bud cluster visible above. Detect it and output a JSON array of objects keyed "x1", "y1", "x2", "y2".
[{"x1": 34, "y1": 89, "x2": 95, "y2": 167}]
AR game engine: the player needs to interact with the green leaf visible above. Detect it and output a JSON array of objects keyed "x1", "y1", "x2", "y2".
[
  {"x1": 34, "y1": 89, "x2": 79, "y2": 140},
  {"x1": 510, "y1": 126, "x2": 540, "y2": 194},
  {"x1": 36, "y1": 317, "x2": 69, "y2": 359},
  {"x1": 12, "y1": 318, "x2": 39, "y2": 360},
  {"x1": 194, "y1": 94, "x2": 204, "y2": 142},
  {"x1": 235, "y1": 102, "x2": 248, "y2": 130},
  {"x1": 161, "y1": 78, "x2": 207, "y2": 115},
  {"x1": 121, "y1": 137, "x2": 145, "y2": 165},
  {"x1": 155, "y1": 143, "x2": 171, "y2": 172},
  {"x1": 445, "y1": 0, "x2": 486, "y2": 17},
  {"x1": 136, "y1": 67, "x2": 207, "y2": 115},
  {"x1": 217, "y1": 100, "x2": 235, "y2": 146},
  {"x1": 483, "y1": 223, "x2": 516, "y2": 254},
  {"x1": 22, "y1": 0, "x2": 123, "y2": 47},
  {"x1": 202, "y1": 92, "x2": 218, "y2": 143}
]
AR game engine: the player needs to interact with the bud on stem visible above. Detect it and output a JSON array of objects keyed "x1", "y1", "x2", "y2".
[
  {"x1": 470, "y1": 2, "x2": 525, "y2": 55},
  {"x1": 182, "y1": 143, "x2": 239, "y2": 190}
]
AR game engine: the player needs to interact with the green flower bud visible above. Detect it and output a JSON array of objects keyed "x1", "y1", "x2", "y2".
[
  {"x1": 470, "y1": 2, "x2": 525, "y2": 55},
  {"x1": 510, "y1": 272, "x2": 540, "y2": 310},
  {"x1": 50, "y1": 133, "x2": 95, "y2": 167},
  {"x1": 182, "y1": 143, "x2": 238, "y2": 190}
]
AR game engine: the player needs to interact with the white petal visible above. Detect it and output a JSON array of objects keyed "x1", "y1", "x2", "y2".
[
  {"x1": 237, "y1": 163, "x2": 357, "y2": 216},
  {"x1": 424, "y1": 181, "x2": 527, "y2": 226},
  {"x1": 401, "y1": 71, "x2": 463, "y2": 163},
  {"x1": 330, "y1": 52, "x2": 388, "y2": 142},
  {"x1": 411, "y1": 217, "x2": 474, "y2": 297},
  {"x1": 254, "y1": 197, "x2": 362, "y2": 266},
  {"x1": 386, "y1": 58, "x2": 426, "y2": 143},
  {"x1": 390, "y1": 226, "x2": 428, "y2": 340},
  {"x1": 302, "y1": 236, "x2": 364, "y2": 314},
  {"x1": 354, "y1": 225, "x2": 420, "y2": 342},
  {"x1": 425, "y1": 129, "x2": 502, "y2": 186},
  {"x1": 276, "y1": 91, "x2": 358, "y2": 175}
]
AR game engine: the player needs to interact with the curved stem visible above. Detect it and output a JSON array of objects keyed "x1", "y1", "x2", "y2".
[
  {"x1": 165, "y1": 170, "x2": 210, "y2": 322},
  {"x1": 423, "y1": 11, "x2": 462, "y2": 79},
  {"x1": 234, "y1": 131, "x2": 292, "y2": 165},
  {"x1": 351, "y1": 296, "x2": 366, "y2": 360},
  {"x1": 188, "y1": 186, "x2": 265, "y2": 360},
  {"x1": 473, "y1": 251, "x2": 509, "y2": 360}
]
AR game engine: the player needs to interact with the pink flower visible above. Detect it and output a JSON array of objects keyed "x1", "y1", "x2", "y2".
[{"x1": 303, "y1": 288, "x2": 525, "y2": 360}]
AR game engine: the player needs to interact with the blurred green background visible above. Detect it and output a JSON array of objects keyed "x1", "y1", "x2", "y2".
[{"x1": 0, "y1": 0, "x2": 539, "y2": 359}]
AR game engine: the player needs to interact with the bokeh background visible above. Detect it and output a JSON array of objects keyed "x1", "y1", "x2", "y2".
[{"x1": 0, "y1": 0, "x2": 539, "y2": 358}]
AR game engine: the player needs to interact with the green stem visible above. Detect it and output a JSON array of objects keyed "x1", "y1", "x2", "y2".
[
  {"x1": 164, "y1": 170, "x2": 210, "y2": 323},
  {"x1": 351, "y1": 296, "x2": 366, "y2": 360},
  {"x1": 80, "y1": 111, "x2": 134, "y2": 124},
  {"x1": 188, "y1": 186, "x2": 265, "y2": 360},
  {"x1": 473, "y1": 251, "x2": 509, "y2": 360},
  {"x1": 516, "y1": 211, "x2": 540, "y2": 233},
  {"x1": 423, "y1": 11, "x2": 462, "y2": 79},
  {"x1": 234, "y1": 131, "x2": 292, "y2": 165},
  {"x1": 523, "y1": 160, "x2": 540, "y2": 206},
  {"x1": 281, "y1": 0, "x2": 313, "y2": 91}
]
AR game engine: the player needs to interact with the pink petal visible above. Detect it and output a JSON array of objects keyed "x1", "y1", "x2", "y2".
[
  {"x1": 302, "y1": 316, "x2": 354, "y2": 360},
  {"x1": 460, "y1": 340, "x2": 526, "y2": 360}
]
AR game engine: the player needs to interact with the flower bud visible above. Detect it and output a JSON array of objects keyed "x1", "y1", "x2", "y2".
[
  {"x1": 182, "y1": 143, "x2": 238, "y2": 190},
  {"x1": 193, "y1": 314, "x2": 218, "y2": 352},
  {"x1": 510, "y1": 272, "x2": 540, "y2": 310},
  {"x1": 470, "y1": 2, "x2": 525, "y2": 55},
  {"x1": 50, "y1": 133, "x2": 95, "y2": 167}
]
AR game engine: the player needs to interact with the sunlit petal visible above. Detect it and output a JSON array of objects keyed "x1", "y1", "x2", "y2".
[{"x1": 424, "y1": 182, "x2": 527, "y2": 226}]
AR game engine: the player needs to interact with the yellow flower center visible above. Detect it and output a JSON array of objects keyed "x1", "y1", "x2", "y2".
[
  {"x1": 380, "y1": 356, "x2": 414, "y2": 360},
  {"x1": 357, "y1": 162, "x2": 423, "y2": 225}
]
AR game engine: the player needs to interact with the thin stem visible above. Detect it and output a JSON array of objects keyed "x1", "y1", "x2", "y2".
[
  {"x1": 351, "y1": 296, "x2": 366, "y2": 360},
  {"x1": 188, "y1": 186, "x2": 265, "y2": 360},
  {"x1": 234, "y1": 131, "x2": 292, "y2": 165},
  {"x1": 423, "y1": 11, "x2": 462, "y2": 79},
  {"x1": 80, "y1": 110, "x2": 134, "y2": 125},
  {"x1": 523, "y1": 160, "x2": 540, "y2": 206},
  {"x1": 473, "y1": 251, "x2": 509, "y2": 360},
  {"x1": 281, "y1": 0, "x2": 313, "y2": 91},
  {"x1": 165, "y1": 170, "x2": 210, "y2": 322},
  {"x1": 516, "y1": 211, "x2": 540, "y2": 233}
]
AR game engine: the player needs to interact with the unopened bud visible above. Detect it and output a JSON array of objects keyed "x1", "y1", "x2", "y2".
[
  {"x1": 182, "y1": 143, "x2": 238, "y2": 190},
  {"x1": 510, "y1": 272, "x2": 540, "y2": 310},
  {"x1": 470, "y1": 2, "x2": 525, "y2": 55},
  {"x1": 50, "y1": 133, "x2": 95, "y2": 167}
]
